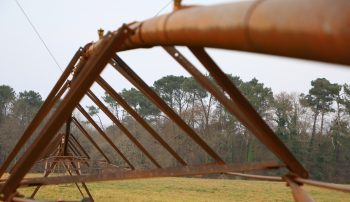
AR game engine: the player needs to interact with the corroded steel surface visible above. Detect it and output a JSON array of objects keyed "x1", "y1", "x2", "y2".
[{"x1": 115, "y1": 0, "x2": 350, "y2": 66}]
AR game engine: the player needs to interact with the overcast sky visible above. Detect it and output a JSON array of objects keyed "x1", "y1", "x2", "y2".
[{"x1": 1, "y1": 0, "x2": 350, "y2": 102}]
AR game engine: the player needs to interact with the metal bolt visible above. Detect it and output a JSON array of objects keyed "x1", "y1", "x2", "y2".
[
  {"x1": 174, "y1": 0, "x2": 182, "y2": 10},
  {"x1": 97, "y1": 28, "x2": 104, "y2": 40}
]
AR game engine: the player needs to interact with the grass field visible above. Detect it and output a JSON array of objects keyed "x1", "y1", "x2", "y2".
[{"x1": 17, "y1": 176, "x2": 350, "y2": 202}]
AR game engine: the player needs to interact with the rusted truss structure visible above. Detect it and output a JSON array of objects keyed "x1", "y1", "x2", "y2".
[{"x1": 1, "y1": 0, "x2": 350, "y2": 201}]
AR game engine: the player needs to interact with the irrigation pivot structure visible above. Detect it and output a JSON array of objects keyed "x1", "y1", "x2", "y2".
[{"x1": 1, "y1": 0, "x2": 350, "y2": 201}]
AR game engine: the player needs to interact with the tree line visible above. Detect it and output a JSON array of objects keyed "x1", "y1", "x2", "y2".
[
  {"x1": 1, "y1": 75, "x2": 349, "y2": 183},
  {"x1": 0, "y1": 87, "x2": 42, "y2": 164}
]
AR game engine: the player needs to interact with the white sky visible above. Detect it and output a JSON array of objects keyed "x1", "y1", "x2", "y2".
[{"x1": 1, "y1": 0, "x2": 350, "y2": 112}]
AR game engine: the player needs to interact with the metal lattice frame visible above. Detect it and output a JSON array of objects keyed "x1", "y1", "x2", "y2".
[{"x1": 1, "y1": 0, "x2": 350, "y2": 201}]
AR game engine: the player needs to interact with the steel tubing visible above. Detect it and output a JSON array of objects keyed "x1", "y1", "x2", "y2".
[
  {"x1": 18, "y1": 161, "x2": 282, "y2": 187},
  {"x1": 226, "y1": 172, "x2": 282, "y2": 182},
  {"x1": 295, "y1": 178, "x2": 350, "y2": 193},
  {"x1": 284, "y1": 176, "x2": 315, "y2": 202},
  {"x1": 226, "y1": 172, "x2": 350, "y2": 193},
  {"x1": 12, "y1": 197, "x2": 38, "y2": 202},
  {"x1": 117, "y1": 0, "x2": 350, "y2": 66}
]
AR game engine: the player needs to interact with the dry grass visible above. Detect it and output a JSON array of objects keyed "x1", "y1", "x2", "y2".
[{"x1": 16, "y1": 175, "x2": 350, "y2": 202}]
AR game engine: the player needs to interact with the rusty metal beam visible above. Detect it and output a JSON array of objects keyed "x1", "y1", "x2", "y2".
[
  {"x1": 31, "y1": 159, "x2": 87, "y2": 200},
  {"x1": 114, "y1": 0, "x2": 350, "y2": 66},
  {"x1": 72, "y1": 117, "x2": 111, "y2": 164},
  {"x1": 9, "y1": 81, "x2": 70, "y2": 172},
  {"x1": 284, "y1": 176, "x2": 315, "y2": 202},
  {"x1": 225, "y1": 172, "x2": 350, "y2": 193},
  {"x1": 110, "y1": 54, "x2": 224, "y2": 164},
  {"x1": 226, "y1": 172, "x2": 283, "y2": 182},
  {"x1": 69, "y1": 161, "x2": 94, "y2": 200},
  {"x1": 39, "y1": 133, "x2": 63, "y2": 159},
  {"x1": 97, "y1": 77, "x2": 187, "y2": 166},
  {"x1": 19, "y1": 161, "x2": 283, "y2": 187},
  {"x1": 12, "y1": 197, "x2": 38, "y2": 202},
  {"x1": 86, "y1": 90, "x2": 161, "y2": 168},
  {"x1": 68, "y1": 142, "x2": 82, "y2": 157},
  {"x1": 0, "y1": 27, "x2": 132, "y2": 199},
  {"x1": 63, "y1": 117, "x2": 72, "y2": 156},
  {"x1": 76, "y1": 105, "x2": 134, "y2": 169},
  {"x1": 70, "y1": 134, "x2": 91, "y2": 159},
  {"x1": 295, "y1": 177, "x2": 350, "y2": 193},
  {"x1": 61, "y1": 161, "x2": 85, "y2": 198},
  {"x1": 0, "y1": 48, "x2": 78, "y2": 177},
  {"x1": 163, "y1": 45, "x2": 307, "y2": 177},
  {"x1": 188, "y1": 47, "x2": 308, "y2": 178},
  {"x1": 30, "y1": 161, "x2": 58, "y2": 198}
]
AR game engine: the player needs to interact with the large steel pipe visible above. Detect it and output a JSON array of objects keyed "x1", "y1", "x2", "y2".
[{"x1": 91, "y1": 0, "x2": 350, "y2": 65}]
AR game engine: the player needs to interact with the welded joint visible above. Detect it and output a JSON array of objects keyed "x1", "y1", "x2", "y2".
[{"x1": 243, "y1": 0, "x2": 266, "y2": 51}]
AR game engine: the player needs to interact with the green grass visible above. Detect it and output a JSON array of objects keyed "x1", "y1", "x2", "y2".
[{"x1": 18, "y1": 176, "x2": 350, "y2": 202}]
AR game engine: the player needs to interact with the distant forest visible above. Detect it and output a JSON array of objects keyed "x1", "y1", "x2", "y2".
[{"x1": 1, "y1": 75, "x2": 349, "y2": 183}]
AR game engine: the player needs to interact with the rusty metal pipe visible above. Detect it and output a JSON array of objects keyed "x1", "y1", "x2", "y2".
[
  {"x1": 226, "y1": 172, "x2": 283, "y2": 182},
  {"x1": 18, "y1": 161, "x2": 282, "y2": 187},
  {"x1": 12, "y1": 197, "x2": 38, "y2": 202},
  {"x1": 123, "y1": 0, "x2": 350, "y2": 65},
  {"x1": 85, "y1": 0, "x2": 350, "y2": 66},
  {"x1": 295, "y1": 177, "x2": 350, "y2": 193},
  {"x1": 284, "y1": 176, "x2": 315, "y2": 202},
  {"x1": 226, "y1": 172, "x2": 350, "y2": 193}
]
